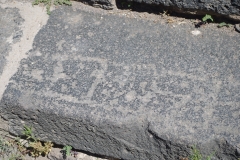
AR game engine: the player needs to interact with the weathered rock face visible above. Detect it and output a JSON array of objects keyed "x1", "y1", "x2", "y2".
[
  {"x1": 132, "y1": 0, "x2": 240, "y2": 15},
  {"x1": 78, "y1": 0, "x2": 115, "y2": 9},
  {"x1": 87, "y1": 0, "x2": 240, "y2": 21},
  {"x1": 1, "y1": 5, "x2": 240, "y2": 160}
]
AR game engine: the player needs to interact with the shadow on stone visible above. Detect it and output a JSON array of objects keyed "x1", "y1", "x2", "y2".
[{"x1": 115, "y1": 0, "x2": 239, "y2": 24}]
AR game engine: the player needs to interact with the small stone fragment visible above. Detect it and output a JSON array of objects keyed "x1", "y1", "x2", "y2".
[
  {"x1": 191, "y1": 30, "x2": 201, "y2": 35},
  {"x1": 234, "y1": 24, "x2": 240, "y2": 33}
]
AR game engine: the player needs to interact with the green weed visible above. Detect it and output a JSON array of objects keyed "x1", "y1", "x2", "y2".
[
  {"x1": 32, "y1": 0, "x2": 52, "y2": 14},
  {"x1": 22, "y1": 125, "x2": 37, "y2": 142},
  {"x1": 189, "y1": 145, "x2": 214, "y2": 160},
  {"x1": 190, "y1": 146, "x2": 202, "y2": 160},
  {"x1": 21, "y1": 125, "x2": 53, "y2": 157},
  {"x1": 54, "y1": 0, "x2": 72, "y2": 5},
  {"x1": 63, "y1": 145, "x2": 72, "y2": 156},
  {"x1": 202, "y1": 14, "x2": 213, "y2": 22},
  {"x1": 61, "y1": 145, "x2": 72, "y2": 159},
  {"x1": 0, "y1": 136, "x2": 23, "y2": 160},
  {"x1": 32, "y1": 0, "x2": 72, "y2": 15},
  {"x1": 218, "y1": 22, "x2": 230, "y2": 28},
  {"x1": 0, "y1": 125, "x2": 53, "y2": 159}
]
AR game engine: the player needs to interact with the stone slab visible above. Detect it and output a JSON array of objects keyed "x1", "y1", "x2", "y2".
[
  {"x1": 87, "y1": 0, "x2": 240, "y2": 21},
  {"x1": 0, "y1": 5, "x2": 240, "y2": 160},
  {"x1": 128, "y1": 0, "x2": 240, "y2": 16}
]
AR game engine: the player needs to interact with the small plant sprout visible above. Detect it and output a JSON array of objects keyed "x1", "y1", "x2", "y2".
[
  {"x1": 20, "y1": 125, "x2": 53, "y2": 158},
  {"x1": 202, "y1": 14, "x2": 214, "y2": 22},
  {"x1": 0, "y1": 136, "x2": 24, "y2": 159},
  {"x1": 32, "y1": 0, "x2": 52, "y2": 15},
  {"x1": 190, "y1": 146, "x2": 202, "y2": 160},
  {"x1": 195, "y1": 14, "x2": 214, "y2": 28},
  {"x1": 218, "y1": 22, "x2": 230, "y2": 28},
  {"x1": 54, "y1": 0, "x2": 72, "y2": 6},
  {"x1": 32, "y1": 0, "x2": 72, "y2": 15},
  {"x1": 189, "y1": 145, "x2": 215, "y2": 160},
  {"x1": 22, "y1": 125, "x2": 37, "y2": 142},
  {"x1": 206, "y1": 152, "x2": 215, "y2": 160},
  {"x1": 61, "y1": 145, "x2": 72, "y2": 159},
  {"x1": 63, "y1": 145, "x2": 72, "y2": 156}
]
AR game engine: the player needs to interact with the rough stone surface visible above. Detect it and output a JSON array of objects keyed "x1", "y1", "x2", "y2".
[
  {"x1": 0, "y1": 5, "x2": 240, "y2": 160},
  {"x1": 86, "y1": 0, "x2": 240, "y2": 21},
  {"x1": 0, "y1": 116, "x2": 9, "y2": 136},
  {"x1": 78, "y1": 0, "x2": 115, "y2": 9},
  {"x1": 0, "y1": 7, "x2": 23, "y2": 75},
  {"x1": 130, "y1": 0, "x2": 240, "y2": 15},
  {"x1": 235, "y1": 24, "x2": 240, "y2": 32}
]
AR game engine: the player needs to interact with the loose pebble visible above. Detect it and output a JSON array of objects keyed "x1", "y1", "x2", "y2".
[{"x1": 191, "y1": 30, "x2": 201, "y2": 36}]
